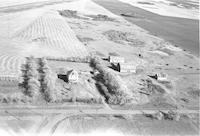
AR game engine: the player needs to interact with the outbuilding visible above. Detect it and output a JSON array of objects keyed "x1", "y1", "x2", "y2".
[
  {"x1": 155, "y1": 73, "x2": 168, "y2": 82},
  {"x1": 67, "y1": 70, "x2": 79, "y2": 83},
  {"x1": 109, "y1": 56, "x2": 125, "y2": 63},
  {"x1": 117, "y1": 63, "x2": 136, "y2": 73}
]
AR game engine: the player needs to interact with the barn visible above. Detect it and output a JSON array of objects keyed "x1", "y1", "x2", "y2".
[
  {"x1": 109, "y1": 56, "x2": 125, "y2": 63},
  {"x1": 117, "y1": 63, "x2": 137, "y2": 73},
  {"x1": 67, "y1": 70, "x2": 79, "y2": 83},
  {"x1": 155, "y1": 73, "x2": 168, "y2": 82},
  {"x1": 56, "y1": 68, "x2": 79, "y2": 83}
]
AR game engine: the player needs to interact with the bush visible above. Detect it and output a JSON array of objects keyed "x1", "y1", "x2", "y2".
[
  {"x1": 27, "y1": 78, "x2": 40, "y2": 97},
  {"x1": 91, "y1": 14, "x2": 115, "y2": 21},
  {"x1": 58, "y1": 10, "x2": 84, "y2": 19},
  {"x1": 75, "y1": 98, "x2": 102, "y2": 104},
  {"x1": 0, "y1": 93, "x2": 27, "y2": 104}
]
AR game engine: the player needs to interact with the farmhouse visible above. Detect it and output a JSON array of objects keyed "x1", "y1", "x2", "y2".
[
  {"x1": 117, "y1": 63, "x2": 137, "y2": 73},
  {"x1": 109, "y1": 56, "x2": 125, "y2": 63},
  {"x1": 67, "y1": 70, "x2": 79, "y2": 83}
]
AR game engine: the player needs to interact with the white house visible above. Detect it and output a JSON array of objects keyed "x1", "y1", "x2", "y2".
[
  {"x1": 67, "y1": 70, "x2": 79, "y2": 83},
  {"x1": 109, "y1": 56, "x2": 125, "y2": 63}
]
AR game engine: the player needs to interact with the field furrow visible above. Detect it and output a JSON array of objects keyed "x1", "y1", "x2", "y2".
[
  {"x1": 0, "y1": 54, "x2": 24, "y2": 77},
  {"x1": 14, "y1": 11, "x2": 88, "y2": 58}
]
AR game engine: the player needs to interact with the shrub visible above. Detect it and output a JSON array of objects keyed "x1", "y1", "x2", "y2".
[{"x1": 0, "y1": 93, "x2": 26, "y2": 104}]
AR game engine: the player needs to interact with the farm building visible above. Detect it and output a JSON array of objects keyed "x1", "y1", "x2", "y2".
[
  {"x1": 56, "y1": 68, "x2": 79, "y2": 83},
  {"x1": 117, "y1": 63, "x2": 137, "y2": 73},
  {"x1": 109, "y1": 56, "x2": 125, "y2": 63},
  {"x1": 155, "y1": 73, "x2": 168, "y2": 81},
  {"x1": 67, "y1": 70, "x2": 79, "y2": 83}
]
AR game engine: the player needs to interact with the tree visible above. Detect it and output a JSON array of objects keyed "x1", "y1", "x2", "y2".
[
  {"x1": 20, "y1": 57, "x2": 40, "y2": 99},
  {"x1": 38, "y1": 57, "x2": 56, "y2": 102},
  {"x1": 90, "y1": 56, "x2": 131, "y2": 105}
]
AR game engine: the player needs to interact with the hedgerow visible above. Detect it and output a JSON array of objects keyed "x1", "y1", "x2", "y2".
[
  {"x1": 20, "y1": 56, "x2": 40, "y2": 99},
  {"x1": 38, "y1": 57, "x2": 57, "y2": 102},
  {"x1": 90, "y1": 57, "x2": 132, "y2": 105}
]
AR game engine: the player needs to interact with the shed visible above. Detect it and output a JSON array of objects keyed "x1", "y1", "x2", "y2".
[
  {"x1": 67, "y1": 70, "x2": 79, "y2": 83},
  {"x1": 155, "y1": 73, "x2": 168, "y2": 82},
  {"x1": 117, "y1": 63, "x2": 136, "y2": 73},
  {"x1": 109, "y1": 56, "x2": 125, "y2": 63}
]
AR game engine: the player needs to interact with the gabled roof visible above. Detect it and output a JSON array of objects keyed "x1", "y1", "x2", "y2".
[{"x1": 68, "y1": 69, "x2": 78, "y2": 76}]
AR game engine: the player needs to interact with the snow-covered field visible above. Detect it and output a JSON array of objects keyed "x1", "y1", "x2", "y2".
[
  {"x1": 0, "y1": 0, "x2": 55, "y2": 7},
  {"x1": 118, "y1": 0, "x2": 199, "y2": 19}
]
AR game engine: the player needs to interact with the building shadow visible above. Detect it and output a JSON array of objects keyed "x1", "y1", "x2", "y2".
[{"x1": 58, "y1": 74, "x2": 68, "y2": 82}]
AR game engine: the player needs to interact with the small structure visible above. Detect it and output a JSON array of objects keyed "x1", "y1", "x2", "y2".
[
  {"x1": 155, "y1": 73, "x2": 168, "y2": 82},
  {"x1": 155, "y1": 111, "x2": 164, "y2": 120},
  {"x1": 109, "y1": 56, "x2": 125, "y2": 63},
  {"x1": 67, "y1": 70, "x2": 79, "y2": 83},
  {"x1": 56, "y1": 68, "x2": 79, "y2": 83},
  {"x1": 117, "y1": 63, "x2": 136, "y2": 73}
]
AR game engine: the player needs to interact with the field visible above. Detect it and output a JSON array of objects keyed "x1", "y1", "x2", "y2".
[
  {"x1": 0, "y1": 9, "x2": 88, "y2": 78},
  {"x1": 0, "y1": 39, "x2": 26, "y2": 77},
  {"x1": 14, "y1": 11, "x2": 88, "y2": 57},
  {"x1": 0, "y1": 0, "x2": 199, "y2": 135},
  {"x1": 58, "y1": 2, "x2": 199, "y2": 134},
  {"x1": 94, "y1": 0, "x2": 199, "y2": 56}
]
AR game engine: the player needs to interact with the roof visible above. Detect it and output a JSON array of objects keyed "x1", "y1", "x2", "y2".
[
  {"x1": 117, "y1": 63, "x2": 137, "y2": 69},
  {"x1": 109, "y1": 56, "x2": 124, "y2": 59},
  {"x1": 68, "y1": 69, "x2": 78, "y2": 76},
  {"x1": 117, "y1": 63, "x2": 137, "y2": 73},
  {"x1": 109, "y1": 56, "x2": 125, "y2": 63},
  {"x1": 157, "y1": 72, "x2": 167, "y2": 77}
]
